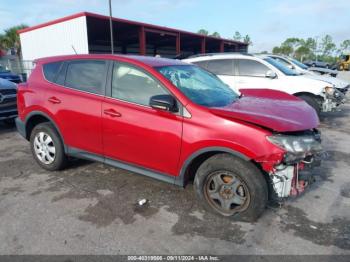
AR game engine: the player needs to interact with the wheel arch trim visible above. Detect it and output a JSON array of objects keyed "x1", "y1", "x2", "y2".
[
  {"x1": 175, "y1": 146, "x2": 251, "y2": 187},
  {"x1": 24, "y1": 111, "x2": 67, "y2": 152}
]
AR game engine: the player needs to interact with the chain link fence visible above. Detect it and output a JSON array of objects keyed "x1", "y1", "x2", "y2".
[{"x1": 0, "y1": 56, "x2": 35, "y2": 81}]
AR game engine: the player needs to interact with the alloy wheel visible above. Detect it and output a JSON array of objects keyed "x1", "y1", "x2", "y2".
[
  {"x1": 204, "y1": 170, "x2": 250, "y2": 215},
  {"x1": 33, "y1": 131, "x2": 56, "y2": 165}
]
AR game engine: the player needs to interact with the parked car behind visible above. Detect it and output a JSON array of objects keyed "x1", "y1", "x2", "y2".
[
  {"x1": 0, "y1": 65, "x2": 22, "y2": 83},
  {"x1": 0, "y1": 78, "x2": 18, "y2": 124},
  {"x1": 184, "y1": 53, "x2": 345, "y2": 116},
  {"x1": 294, "y1": 60, "x2": 338, "y2": 76},
  {"x1": 16, "y1": 54, "x2": 323, "y2": 221},
  {"x1": 265, "y1": 55, "x2": 349, "y2": 96},
  {"x1": 304, "y1": 60, "x2": 331, "y2": 68}
]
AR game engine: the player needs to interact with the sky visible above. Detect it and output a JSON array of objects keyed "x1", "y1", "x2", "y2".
[{"x1": 0, "y1": 0, "x2": 349, "y2": 52}]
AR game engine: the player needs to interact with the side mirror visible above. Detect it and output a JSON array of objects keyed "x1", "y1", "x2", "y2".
[
  {"x1": 265, "y1": 70, "x2": 277, "y2": 79},
  {"x1": 150, "y1": 94, "x2": 178, "y2": 112},
  {"x1": 287, "y1": 64, "x2": 295, "y2": 70}
]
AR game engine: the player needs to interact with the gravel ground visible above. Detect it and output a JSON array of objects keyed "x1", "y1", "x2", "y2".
[{"x1": 0, "y1": 73, "x2": 349, "y2": 255}]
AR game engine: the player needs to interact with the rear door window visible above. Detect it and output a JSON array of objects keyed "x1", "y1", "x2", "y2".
[
  {"x1": 206, "y1": 59, "x2": 234, "y2": 75},
  {"x1": 237, "y1": 59, "x2": 269, "y2": 77},
  {"x1": 65, "y1": 60, "x2": 108, "y2": 95}
]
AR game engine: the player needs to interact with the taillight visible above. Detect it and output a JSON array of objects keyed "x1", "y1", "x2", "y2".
[{"x1": 17, "y1": 83, "x2": 27, "y2": 118}]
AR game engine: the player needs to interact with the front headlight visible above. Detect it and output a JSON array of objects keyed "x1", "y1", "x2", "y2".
[
  {"x1": 267, "y1": 134, "x2": 322, "y2": 154},
  {"x1": 324, "y1": 86, "x2": 335, "y2": 96}
]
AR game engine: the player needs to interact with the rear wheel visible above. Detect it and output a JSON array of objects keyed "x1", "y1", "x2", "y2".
[
  {"x1": 194, "y1": 153, "x2": 268, "y2": 222},
  {"x1": 297, "y1": 94, "x2": 321, "y2": 117},
  {"x1": 30, "y1": 122, "x2": 67, "y2": 171}
]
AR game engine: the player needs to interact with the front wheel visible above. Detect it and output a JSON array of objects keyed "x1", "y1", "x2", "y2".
[
  {"x1": 194, "y1": 154, "x2": 268, "y2": 222},
  {"x1": 30, "y1": 122, "x2": 67, "y2": 171}
]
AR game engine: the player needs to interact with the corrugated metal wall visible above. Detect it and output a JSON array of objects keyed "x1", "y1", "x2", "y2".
[{"x1": 20, "y1": 16, "x2": 89, "y2": 61}]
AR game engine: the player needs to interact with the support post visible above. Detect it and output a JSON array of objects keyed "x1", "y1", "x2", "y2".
[
  {"x1": 108, "y1": 0, "x2": 114, "y2": 54},
  {"x1": 201, "y1": 38, "x2": 206, "y2": 53},
  {"x1": 139, "y1": 26, "x2": 146, "y2": 55},
  {"x1": 176, "y1": 33, "x2": 181, "y2": 55},
  {"x1": 220, "y1": 41, "x2": 224, "y2": 52}
]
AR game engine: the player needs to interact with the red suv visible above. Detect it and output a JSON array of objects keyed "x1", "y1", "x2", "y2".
[{"x1": 16, "y1": 54, "x2": 323, "y2": 221}]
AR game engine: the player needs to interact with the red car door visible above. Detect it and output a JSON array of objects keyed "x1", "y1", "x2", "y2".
[
  {"x1": 102, "y1": 61, "x2": 183, "y2": 176},
  {"x1": 41, "y1": 59, "x2": 108, "y2": 155}
]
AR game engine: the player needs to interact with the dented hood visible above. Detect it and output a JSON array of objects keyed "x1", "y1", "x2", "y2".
[{"x1": 210, "y1": 89, "x2": 319, "y2": 132}]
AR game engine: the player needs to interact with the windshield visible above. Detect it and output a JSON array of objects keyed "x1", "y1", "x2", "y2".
[
  {"x1": 264, "y1": 57, "x2": 298, "y2": 76},
  {"x1": 156, "y1": 65, "x2": 239, "y2": 107},
  {"x1": 290, "y1": 58, "x2": 309, "y2": 70}
]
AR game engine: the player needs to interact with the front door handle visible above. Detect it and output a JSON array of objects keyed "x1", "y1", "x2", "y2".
[
  {"x1": 104, "y1": 109, "x2": 122, "y2": 117},
  {"x1": 48, "y1": 96, "x2": 61, "y2": 104}
]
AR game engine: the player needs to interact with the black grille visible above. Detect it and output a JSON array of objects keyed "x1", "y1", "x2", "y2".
[{"x1": 0, "y1": 88, "x2": 17, "y2": 95}]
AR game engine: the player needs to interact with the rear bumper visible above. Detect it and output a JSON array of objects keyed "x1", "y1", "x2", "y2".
[{"x1": 15, "y1": 117, "x2": 26, "y2": 139}]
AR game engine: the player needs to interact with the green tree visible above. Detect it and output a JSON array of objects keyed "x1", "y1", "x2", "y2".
[
  {"x1": 0, "y1": 24, "x2": 28, "y2": 58},
  {"x1": 279, "y1": 45, "x2": 293, "y2": 56},
  {"x1": 243, "y1": 35, "x2": 252, "y2": 45},
  {"x1": 233, "y1": 31, "x2": 242, "y2": 41},
  {"x1": 211, "y1": 32, "x2": 221, "y2": 38},
  {"x1": 281, "y1": 37, "x2": 301, "y2": 56},
  {"x1": 197, "y1": 29, "x2": 209, "y2": 36},
  {"x1": 339, "y1": 39, "x2": 350, "y2": 54},
  {"x1": 320, "y1": 34, "x2": 336, "y2": 57},
  {"x1": 272, "y1": 46, "x2": 281, "y2": 54},
  {"x1": 295, "y1": 45, "x2": 310, "y2": 61}
]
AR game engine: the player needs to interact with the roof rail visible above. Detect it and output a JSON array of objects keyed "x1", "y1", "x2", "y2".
[{"x1": 187, "y1": 52, "x2": 251, "y2": 59}]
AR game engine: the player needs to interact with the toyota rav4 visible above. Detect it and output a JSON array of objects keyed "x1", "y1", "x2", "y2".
[{"x1": 16, "y1": 55, "x2": 323, "y2": 221}]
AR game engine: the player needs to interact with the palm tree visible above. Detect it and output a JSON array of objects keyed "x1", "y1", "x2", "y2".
[
  {"x1": 0, "y1": 24, "x2": 28, "y2": 59},
  {"x1": 233, "y1": 31, "x2": 242, "y2": 41},
  {"x1": 243, "y1": 35, "x2": 252, "y2": 45}
]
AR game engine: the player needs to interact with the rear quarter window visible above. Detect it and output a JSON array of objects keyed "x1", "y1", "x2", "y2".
[{"x1": 43, "y1": 62, "x2": 63, "y2": 82}]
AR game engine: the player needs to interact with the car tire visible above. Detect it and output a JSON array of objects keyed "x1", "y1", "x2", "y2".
[
  {"x1": 194, "y1": 153, "x2": 268, "y2": 222},
  {"x1": 298, "y1": 95, "x2": 321, "y2": 117},
  {"x1": 312, "y1": 63, "x2": 316, "y2": 67},
  {"x1": 30, "y1": 122, "x2": 67, "y2": 171}
]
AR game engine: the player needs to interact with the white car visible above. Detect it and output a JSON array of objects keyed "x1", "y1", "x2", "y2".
[
  {"x1": 183, "y1": 53, "x2": 345, "y2": 115},
  {"x1": 266, "y1": 54, "x2": 349, "y2": 94}
]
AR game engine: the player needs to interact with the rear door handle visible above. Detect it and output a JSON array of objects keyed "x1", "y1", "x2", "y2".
[
  {"x1": 104, "y1": 108, "x2": 122, "y2": 117},
  {"x1": 48, "y1": 96, "x2": 61, "y2": 104}
]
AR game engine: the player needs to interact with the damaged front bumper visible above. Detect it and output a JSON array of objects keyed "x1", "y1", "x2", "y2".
[
  {"x1": 264, "y1": 129, "x2": 325, "y2": 200},
  {"x1": 270, "y1": 151, "x2": 327, "y2": 199},
  {"x1": 322, "y1": 89, "x2": 346, "y2": 112}
]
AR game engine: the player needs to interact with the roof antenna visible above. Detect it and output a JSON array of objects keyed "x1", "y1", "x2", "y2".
[{"x1": 71, "y1": 45, "x2": 77, "y2": 54}]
